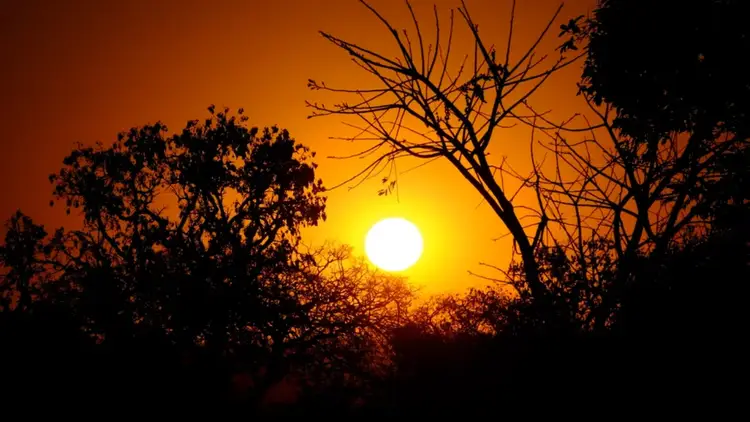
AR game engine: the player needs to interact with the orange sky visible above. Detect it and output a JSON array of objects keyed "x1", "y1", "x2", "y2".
[{"x1": 1, "y1": 0, "x2": 596, "y2": 293}]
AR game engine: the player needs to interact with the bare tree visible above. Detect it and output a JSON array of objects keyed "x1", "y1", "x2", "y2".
[{"x1": 307, "y1": 0, "x2": 583, "y2": 311}]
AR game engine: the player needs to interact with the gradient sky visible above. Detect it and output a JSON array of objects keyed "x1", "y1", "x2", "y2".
[{"x1": 1, "y1": 0, "x2": 596, "y2": 293}]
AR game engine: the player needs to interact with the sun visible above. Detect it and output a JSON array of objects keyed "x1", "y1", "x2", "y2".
[{"x1": 365, "y1": 217, "x2": 424, "y2": 272}]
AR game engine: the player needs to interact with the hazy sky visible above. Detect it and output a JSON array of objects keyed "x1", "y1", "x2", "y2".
[{"x1": 1, "y1": 0, "x2": 596, "y2": 293}]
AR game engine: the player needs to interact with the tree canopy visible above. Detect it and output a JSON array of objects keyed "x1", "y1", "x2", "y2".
[
  {"x1": 1, "y1": 106, "x2": 414, "y2": 410},
  {"x1": 580, "y1": 0, "x2": 750, "y2": 141}
]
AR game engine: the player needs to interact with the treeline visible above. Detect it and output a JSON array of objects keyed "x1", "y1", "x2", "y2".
[{"x1": 2, "y1": 0, "x2": 749, "y2": 417}]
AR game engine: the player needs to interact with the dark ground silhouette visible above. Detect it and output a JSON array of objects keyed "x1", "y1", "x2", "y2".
[{"x1": 2, "y1": 0, "x2": 749, "y2": 417}]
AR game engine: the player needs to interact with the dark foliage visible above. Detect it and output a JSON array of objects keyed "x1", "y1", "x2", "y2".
[
  {"x1": 1, "y1": 0, "x2": 749, "y2": 416},
  {"x1": 579, "y1": 0, "x2": 750, "y2": 142},
  {"x1": 0, "y1": 107, "x2": 413, "y2": 413}
]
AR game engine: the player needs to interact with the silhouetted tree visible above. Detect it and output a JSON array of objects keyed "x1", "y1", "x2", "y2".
[
  {"x1": 307, "y1": 0, "x2": 584, "y2": 315},
  {"x1": 249, "y1": 243, "x2": 415, "y2": 410},
  {"x1": 0, "y1": 106, "x2": 415, "y2": 411},
  {"x1": 0, "y1": 211, "x2": 50, "y2": 311},
  {"x1": 308, "y1": 0, "x2": 749, "y2": 413},
  {"x1": 578, "y1": 0, "x2": 750, "y2": 142},
  {"x1": 47, "y1": 106, "x2": 327, "y2": 362},
  {"x1": 4, "y1": 0, "x2": 750, "y2": 415},
  {"x1": 535, "y1": 0, "x2": 750, "y2": 328}
]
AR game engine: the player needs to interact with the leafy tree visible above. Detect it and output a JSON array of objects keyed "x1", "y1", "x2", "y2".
[
  {"x1": 1, "y1": 106, "x2": 415, "y2": 409},
  {"x1": 0, "y1": 212, "x2": 50, "y2": 311},
  {"x1": 46, "y1": 106, "x2": 326, "y2": 354},
  {"x1": 578, "y1": 0, "x2": 750, "y2": 142}
]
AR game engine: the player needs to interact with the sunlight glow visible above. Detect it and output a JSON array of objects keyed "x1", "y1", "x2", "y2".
[{"x1": 365, "y1": 217, "x2": 423, "y2": 272}]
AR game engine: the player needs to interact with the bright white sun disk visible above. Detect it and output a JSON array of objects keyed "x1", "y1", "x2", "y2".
[{"x1": 365, "y1": 217, "x2": 423, "y2": 272}]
